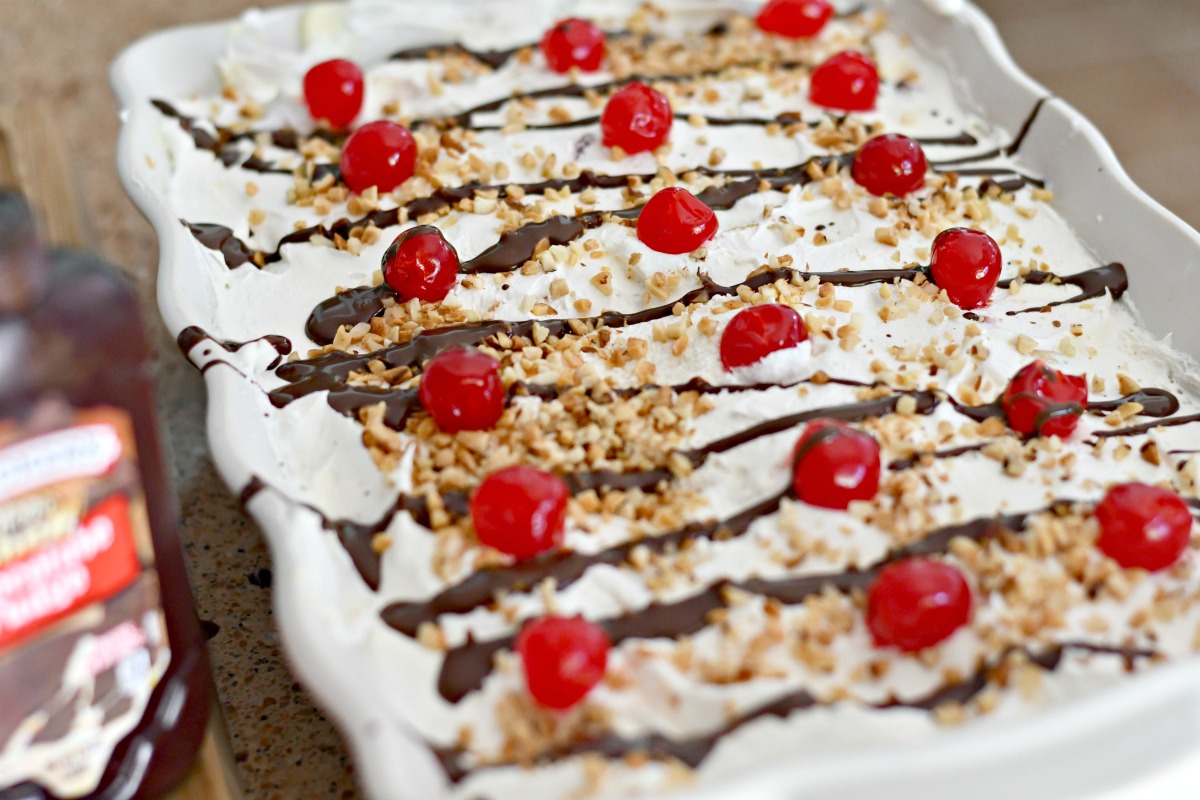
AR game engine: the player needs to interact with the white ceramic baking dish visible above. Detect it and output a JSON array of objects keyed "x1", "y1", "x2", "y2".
[{"x1": 113, "y1": 2, "x2": 1200, "y2": 798}]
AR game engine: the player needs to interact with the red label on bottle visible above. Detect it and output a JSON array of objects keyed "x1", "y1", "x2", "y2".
[
  {"x1": 0, "y1": 493, "x2": 142, "y2": 650},
  {"x1": 0, "y1": 406, "x2": 171, "y2": 798}
]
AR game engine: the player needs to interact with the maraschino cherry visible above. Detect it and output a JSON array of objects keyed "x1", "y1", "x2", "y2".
[
  {"x1": 303, "y1": 58, "x2": 364, "y2": 128},
  {"x1": 1095, "y1": 483, "x2": 1193, "y2": 572},
  {"x1": 852, "y1": 134, "x2": 928, "y2": 197},
  {"x1": 1000, "y1": 360, "x2": 1087, "y2": 438},
  {"x1": 867, "y1": 558, "x2": 972, "y2": 652},
  {"x1": 928, "y1": 227, "x2": 1002, "y2": 310},
  {"x1": 418, "y1": 348, "x2": 505, "y2": 432},
  {"x1": 600, "y1": 82, "x2": 673, "y2": 154},
  {"x1": 756, "y1": 0, "x2": 834, "y2": 38},
  {"x1": 340, "y1": 120, "x2": 417, "y2": 194},
  {"x1": 636, "y1": 187, "x2": 718, "y2": 254},
  {"x1": 540, "y1": 18, "x2": 606, "y2": 73},
  {"x1": 516, "y1": 615, "x2": 611, "y2": 710},
  {"x1": 809, "y1": 51, "x2": 879, "y2": 112},
  {"x1": 720, "y1": 304, "x2": 807, "y2": 370},
  {"x1": 792, "y1": 420, "x2": 880, "y2": 509},
  {"x1": 383, "y1": 225, "x2": 459, "y2": 302},
  {"x1": 470, "y1": 465, "x2": 569, "y2": 560}
]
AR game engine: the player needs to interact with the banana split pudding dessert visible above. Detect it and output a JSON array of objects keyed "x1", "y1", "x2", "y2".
[{"x1": 145, "y1": 0, "x2": 1200, "y2": 797}]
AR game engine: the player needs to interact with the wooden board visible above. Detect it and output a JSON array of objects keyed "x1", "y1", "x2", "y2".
[{"x1": 0, "y1": 103, "x2": 242, "y2": 800}]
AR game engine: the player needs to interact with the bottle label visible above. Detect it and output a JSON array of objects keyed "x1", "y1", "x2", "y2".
[{"x1": 0, "y1": 406, "x2": 170, "y2": 797}]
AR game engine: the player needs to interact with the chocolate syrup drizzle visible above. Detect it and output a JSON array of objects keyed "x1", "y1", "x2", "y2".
[
  {"x1": 311, "y1": 388, "x2": 932, "y2": 590},
  {"x1": 301, "y1": 262, "x2": 1125, "y2": 361},
  {"x1": 429, "y1": 498, "x2": 1111, "y2": 703},
  {"x1": 930, "y1": 97, "x2": 1050, "y2": 168},
  {"x1": 389, "y1": 31, "x2": 643, "y2": 70},
  {"x1": 176, "y1": 324, "x2": 292, "y2": 370},
  {"x1": 387, "y1": 5, "x2": 866, "y2": 72},
  {"x1": 948, "y1": 386, "x2": 1178, "y2": 428},
  {"x1": 380, "y1": 391, "x2": 936, "y2": 634},
  {"x1": 1094, "y1": 411, "x2": 1200, "y2": 440},
  {"x1": 886, "y1": 386, "x2": 1181, "y2": 470},
  {"x1": 155, "y1": 96, "x2": 981, "y2": 185},
  {"x1": 431, "y1": 642, "x2": 1154, "y2": 782},
  {"x1": 998, "y1": 262, "x2": 1128, "y2": 315},
  {"x1": 177, "y1": 150, "x2": 864, "y2": 270},
  {"x1": 176, "y1": 137, "x2": 1037, "y2": 272}
]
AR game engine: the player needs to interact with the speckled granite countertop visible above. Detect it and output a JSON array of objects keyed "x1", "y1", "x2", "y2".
[{"x1": 0, "y1": 1, "x2": 1196, "y2": 798}]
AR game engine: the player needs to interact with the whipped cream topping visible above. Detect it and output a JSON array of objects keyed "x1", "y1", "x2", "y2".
[{"x1": 144, "y1": 2, "x2": 1200, "y2": 798}]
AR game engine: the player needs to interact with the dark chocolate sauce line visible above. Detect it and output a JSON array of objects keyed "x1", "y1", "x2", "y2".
[
  {"x1": 305, "y1": 259, "x2": 918, "y2": 348},
  {"x1": 338, "y1": 386, "x2": 929, "y2": 588},
  {"x1": 388, "y1": 6, "x2": 866, "y2": 72},
  {"x1": 238, "y1": 475, "x2": 267, "y2": 507},
  {"x1": 304, "y1": 261, "x2": 1117, "y2": 360},
  {"x1": 949, "y1": 386, "x2": 1177, "y2": 426},
  {"x1": 180, "y1": 150, "x2": 859, "y2": 272},
  {"x1": 390, "y1": 30, "x2": 644, "y2": 70},
  {"x1": 152, "y1": 100, "x2": 312, "y2": 179},
  {"x1": 411, "y1": 59, "x2": 818, "y2": 130},
  {"x1": 1003, "y1": 263, "x2": 1128, "y2": 315},
  {"x1": 453, "y1": 152, "x2": 867, "y2": 275},
  {"x1": 232, "y1": 471, "x2": 391, "y2": 592},
  {"x1": 384, "y1": 488, "x2": 791, "y2": 637},
  {"x1": 301, "y1": 258, "x2": 911, "y2": 366},
  {"x1": 156, "y1": 95, "x2": 983, "y2": 189},
  {"x1": 467, "y1": 109, "x2": 982, "y2": 145},
  {"x1": 931, "y1": 167, "x2": 1046, "y2": 191},
  {"x1": 1005, "y1": 96, "x2": 1051, "y2": 157},
  {"x1": 1094, "y1": 412, "x2": 1200, "y2": 440},
  {"x1": 1089, "y1": 388, "x2": 1180, "y2": 418},
  {"x1": 277, "y1": 374, "x2": 849, "y2": 445},
  {"x1": 350, "y1": 379, "x2": 1184, "y2": 562},
  {"x1": 928, "y1": 96, "x2": 1050, "y2": 168},
  {"x1": 292, "y1": 267, "x2": 913, "y2": 407},
  {"x1": 260, "y1": 378, "x2": 910, "y2": 591},
  {"x1": 889, "y1": 387, "x2": 1180, "y2": 470},
  {"x1": 175, "y1": 325, "x2": 293, "y2": 371},
  {"x1": 185, "y1": 221, "x2": 260, "y2": 270},
  {"x1": 431, "y1": 641, "x2": 1154, "y2": 782},
  {"x1": 887, "y1": 442, "x2": 988, "y2": 471},
  {"x1": 178, "y1": 129, "x2": 1040, "y2": 276},
  {"x1": 432, "y1": 498, "x2": 1097, "y2": 702},
  {"x1": 381, "y1": 390, "x2": 938, "y2": 635}
]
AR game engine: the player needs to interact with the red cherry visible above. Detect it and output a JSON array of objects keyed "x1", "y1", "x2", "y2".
[
  {"x1": 383, "y1": 226, "x2": 459, "y2": 302},
  {"x1": 929, "y1": 227, "x2": 1002, "y2": 310},
  {"x1": 516, "y1": 616, "x2": 610, "y2": 710},
  {"x1": 1095, "y1": 483, "x2": 1193, "y2": 572},
  {"x1": 636, "y1": 187, "x2": 718, "y2": 254},
  {"x1": 1000, "y1": 360, "x2": 1087, "y2": 438},
  {"x1": 867, "y1": 558, "x2": 972, "y2": 652},
  {"x1": 852, "y1": 134, "x2": 928, "y2": 197},
  {"x1": 418, "y1": 348, "x2": 504, "y2": 432},
  {"x1": 756, "y1": 0, "x2": 834, "y2": 38},
  {"x1": 600, "y1": 82, "x2": 673, "y2": 154},
  {"x1": 340, "y1": 120, "x2": 417, "y2": 194},
  {"x1": 471, "y1": 465, "x2": 569, "y2": 560},
  {"x1": 303, "y1": 59, "x2": 364, "y2": 128},
  {"x1": 809, "y1": 51, "x2": 879, "y2": 112},
  {"x1": 540, "y1": 18, "x2": 606, "y2": 73},
  {"x1": 792, "y1": 420, "x2": 880, "y2": 509},
  {"x1": 720, "y1": 304, "x2": 807, "y2": 370}
]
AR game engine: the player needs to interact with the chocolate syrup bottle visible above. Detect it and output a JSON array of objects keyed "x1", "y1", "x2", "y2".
[{"x1": 0, "y1": 192, "x2": 211, "y2": 799}]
